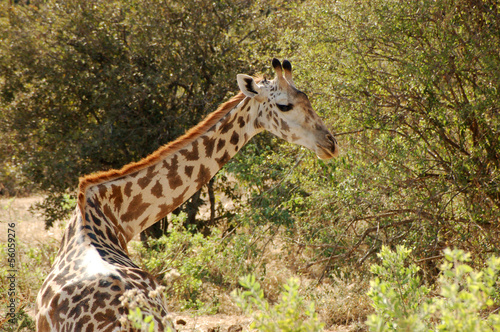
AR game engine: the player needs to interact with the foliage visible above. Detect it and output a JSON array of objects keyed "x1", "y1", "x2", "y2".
[
  {"x1": 367, "y1": 246, "x2": 500, "y2": 332},
  {"x1": 232, "y1": 274, "x2": 324, "y2": 332},
  {"x1": 0, "y1": 308, "x2": 35, "y2": 332},
  {"x1": 127, "y1": 307, "x2": 156, "y2": 332},
  {"x1": 224, "y1": 137, "x2": 309, "y2": 229},
  {"x1": 366, "y1": 246, "x2": 430, "y2": 331},
  {"x1": 131, "y1": 212, "x2": 258, "y2": 311},
  {"x1": 228, "y1": 0, "x2": 500, "y2": 274}
]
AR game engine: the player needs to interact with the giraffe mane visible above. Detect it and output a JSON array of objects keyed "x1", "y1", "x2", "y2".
[{"x1": 77, "y1": 90, "x2": 248, "y2": 212}]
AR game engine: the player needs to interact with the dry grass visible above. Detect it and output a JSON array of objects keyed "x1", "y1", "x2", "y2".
[{"x1": 0, "y1": 196, "x2": 61, "y2": 331}]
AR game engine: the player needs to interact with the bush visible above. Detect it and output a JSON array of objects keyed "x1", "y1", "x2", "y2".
[
  {"x1": 232, "y1": 274, "x2": 325, "y2": 332},
  {"x1": 131, "y1": 212, "x2": 258, "y2": 312},
  {"x1": 367, "y1": 245, "x2": 500, "y2": 332}
]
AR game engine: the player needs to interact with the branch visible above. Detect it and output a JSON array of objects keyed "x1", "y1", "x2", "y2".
[
  {"x1": 335, "y1": 127, "x2": 409, "y2": 138},
  {"x1": 292, "y1": 240, "x2": 348, "y2": 250},
  {"x1": 415, "y1": 255, "x2": 444, "y2": 264}
]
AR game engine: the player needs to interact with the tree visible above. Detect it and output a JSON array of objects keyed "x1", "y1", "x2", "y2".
[{"x1": 0, "y1": 0, "x2": 283, "y2": 228}]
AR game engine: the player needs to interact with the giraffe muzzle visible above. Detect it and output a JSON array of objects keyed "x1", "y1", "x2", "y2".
[{"x1": 316, "y1": 133, "x2": 339, "y2": 159}]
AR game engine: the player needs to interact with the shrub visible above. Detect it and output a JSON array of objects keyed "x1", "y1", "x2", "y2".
[
  {"x1": 367, "y1": 245, "x2": 500, "y2": 332},
  {"x1": 131, "y1": 213, "x2": 258, "y2": 311},
  {"x1": 232, "y1": 274, "x2": 325, "y2": 332}
]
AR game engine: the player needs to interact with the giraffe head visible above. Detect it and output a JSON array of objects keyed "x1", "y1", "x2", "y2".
[{"x1": 237, "y1": 58, "x2": 339, "y2": 159}]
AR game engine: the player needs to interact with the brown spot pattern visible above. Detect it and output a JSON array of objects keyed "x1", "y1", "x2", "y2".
[
  {"x1": 196, "y1": 164, "x2": 211, "y2": 188},
  {"x1": 219, "y1": 121, "x2": 233, "y2": 135},
  {"x1": 37, "y1": 315, "x2": 50, "y2": 331},
  {"x1": 168, "y1": 173, "x2": 183, "y2": 191},
  {"x1": 98, "y1": 185, "x2": 107, "y2": 199},
  {"x1": 237, "y1": 116, "x2": 246, "y2": 128},
  {"x1": 121, "y1": 194, "x2": 151, "y2": 223},
  {"x1": 202, "y1": 136, "x2": 216, "y2": 158},
  {"x1": 123, "y1": 182, "x2": 132, "y2": 197},
  {"x1": 216, "y1": 139, "x2": 226, "y2": 153},
  {"x1": 216, "y1": 151, "x2": 231, "y2": 168},
  {"x1": 165, "y1": 155, "x2": 183, "y2": 190},
  {"x1": 109, "y1": 185, "x2": 123, "y2": 212},
  {"x1": 230, "y1": 131, "x2": 240, "y2": 145},
  {"x1": 179, "y1": 140, "x2": 199, "y2": 161},
  {"x1": 184, "y1": 165, "x2": 194, "y2": 177},
  {"x1": 103, "y1": 205, "x2": 119, "y2": 227},
  {"x1": 280, "y1": 119, "x2": 290, "y2": 132},
  {"x1": 220, "y1": 113, "x2": 239, "y2": 135},
  {"x1": 151, "y1": 180, "x2": 163, "y2": 198},
  {"x1": 254, "y1": 118, "x2": 262, "y2": 129},
  {"x1": 240, "y1": 96, "x2": 250, "y2": 110},
  {"x1": 155, "y1": 204, "x2": 170, "y2": 220},
  {"x1": 138, "y1": 167, "x2": 159, "y2": 189},
  {"x1": 139, "y1": 217, "x2": 150, "y2": 229},
  {"x1": 273, "y1": 115, "x2": 279, "y2": 127},
  {"x1": 95, "y1": 309, "x2": 114, "y2": 323},
  {"x1": 171, "y1": 187, "x2": 190, "y2": 211}
]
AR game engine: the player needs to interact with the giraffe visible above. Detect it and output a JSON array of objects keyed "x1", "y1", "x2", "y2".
[{"x1": 35, "y1": 59, "x2": 339, "y2": 331}]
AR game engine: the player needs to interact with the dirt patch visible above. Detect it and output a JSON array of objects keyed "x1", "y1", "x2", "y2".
[
  {"x1": 169, "y1": 313, "x2": 356, "y2": 332},
  {"x1": 170, "y1": 313, "x2": 251, "y2": 332},
  {"x1": 0, "y1": 196, "x2": 64, "y2": 245}
]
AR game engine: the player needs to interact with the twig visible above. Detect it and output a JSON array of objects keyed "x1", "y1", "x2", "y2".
[
  {"x1": 334, "y1": 127, "x2": 408, "y2": 138},
  {"x1": 292, "y1": 240, "x2": 347, "y2": 250},
  {"x1": 301, "y1": 254, "x2": 344, "y2": 271},
  {"x1": 415, "y1": 255, "x2": 444, "y2": 264}
]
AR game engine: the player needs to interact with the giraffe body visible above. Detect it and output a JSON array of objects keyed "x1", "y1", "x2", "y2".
[{"x1": 35, "y1": 59, "x2": 339, "y2": 331}]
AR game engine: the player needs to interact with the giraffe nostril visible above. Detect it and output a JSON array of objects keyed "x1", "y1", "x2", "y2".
[
  {"x1": 325, "y1": 134, "x2": 338, "y2": 156},
  {"x1": 326, "y1": 134, "x2": 337, "y2": 146}
]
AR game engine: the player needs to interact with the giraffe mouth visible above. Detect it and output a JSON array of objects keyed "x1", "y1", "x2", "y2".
[
  {"x1": 317, "y1": 146, "x2": 337, "y2": 159},
  {"x1": 316, "y1": 134, "x2": 339, "y2": 160}
]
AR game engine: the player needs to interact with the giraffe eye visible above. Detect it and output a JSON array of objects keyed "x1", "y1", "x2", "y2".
[{"x1": 276, "y1": 103, "x2": 293, "y2": 112}]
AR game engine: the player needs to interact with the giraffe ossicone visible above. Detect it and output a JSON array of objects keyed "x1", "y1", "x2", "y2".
[{"x1": 35, "y1": 59, "x2": 339, "y2": 331}]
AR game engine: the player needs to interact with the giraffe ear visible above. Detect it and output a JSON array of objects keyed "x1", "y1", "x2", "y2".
[{"x1": 237, "y1": 74, "x2": 261, "y2": 98}]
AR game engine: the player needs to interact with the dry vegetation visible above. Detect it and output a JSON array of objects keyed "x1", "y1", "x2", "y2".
[{"x1": 0, "y1": 197, "x2": 58, "y2": 331}]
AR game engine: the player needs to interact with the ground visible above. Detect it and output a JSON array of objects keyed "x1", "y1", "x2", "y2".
[{"x1": 0, "y1": 196, "x2": 362, "y2": 331}]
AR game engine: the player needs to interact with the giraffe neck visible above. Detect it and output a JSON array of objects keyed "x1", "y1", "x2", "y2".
[{"x1": 81, "y1": 95, "x2": 263, "y2": 244}]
